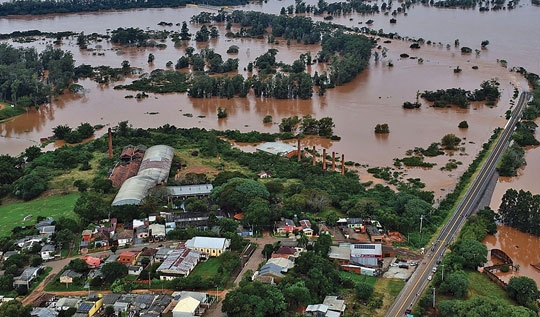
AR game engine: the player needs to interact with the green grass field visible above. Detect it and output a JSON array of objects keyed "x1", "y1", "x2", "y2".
[
  {"x1": 190, "y1": 258, "x2": 221, "y2": 279},
  {"x1": 0, "y1": 192, "x2": 80, "y2": 236},
  {"x1": 339, "y1": 271, "x2": 378, "y2": 286},
  {"x1": 466, "y1": 271, "x2": 515, "y2": 304}
]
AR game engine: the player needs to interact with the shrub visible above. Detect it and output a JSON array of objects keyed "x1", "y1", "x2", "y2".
[{"x1": 458, "y1": 121, "x2": 469, "y2": 128}]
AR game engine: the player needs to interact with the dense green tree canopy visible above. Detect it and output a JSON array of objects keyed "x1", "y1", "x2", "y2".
[{"x1": 222, "y1": 281, "x2": 286, "y2": 316}]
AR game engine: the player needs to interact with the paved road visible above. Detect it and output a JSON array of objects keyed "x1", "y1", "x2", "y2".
[{"x1": 386, "y1": 91, "x2": 530, "y2": 317}]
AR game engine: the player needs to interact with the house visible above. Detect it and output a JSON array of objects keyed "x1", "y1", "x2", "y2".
[
  {"x1": 299, "y1": 219, "x2": 314, "y2": 237},
  {"x1": 32, "y1": 293, "x2": 56, "y2": 308},
  {"x1": 82, "y1": 256, "x2": 102, "y2": 269},
  {"x1": 155, "y1": 248, "x2": 174, "y2": 262},
  {"x1": 81, "y1": 230, "x2": 93, "y2": 242},
  {"x1": 149, "y1": 223, "x2": 166, "y2": 241},
  {"x1": 3, "y1": 250, "x2": 19, "y2": 260},
  {"x1": 257, "y1": 171, "x2": 272, "y2": 179},
  {"x1": 157, "y1": 246, "x2": 203, "y2": 280},
  {"x1": 267, "y1": 258, "x2": 295, "y2": 271},
  {"x1": 105, "y1": 254, "x2": 120, "y2": 263},
  {"x1": 135, "y1": 225, "x2": 149, "y2": 239},
  {"x1": 35, "y1": 218, "x2": 54, "y2": 230},
  {"x1": 77, "y1": 297, "x2": 103, "y2": 317},
  {"x1": 172, "y1": 296, "x2": 203, "y2": 317},
  {"x1": 274, "y1": 219, "x2": 296, "y2": 235},
  {"x1": 272, "y1": 247, "x2": 297, "y2": 259},
  {"x1": 116, "y1": 229, "x2": 133, "y2": 247},
  {"x1": 304, "y1": 304, "x2": 330, "y2": 317},
  {"x1": 257, "y1": 263, "x2": 286, "y2": 282},
  {"x1": 128, "y1": 265, "x2": 143, "y2": 276},
  {"x1": 323, "y1": 296, "x2": 346, "y2": 316},
  {"x1": 39, "y1": 226, "x2": 56, "y2": 238},
  {"x1": 328, "y1": 246, "x2": 351, "y2": 266},
  {"x1": 118, "y1": 251, "x2": 139, "y2": 266},
  {"x1": 31, "y1": 307, "x2": 58, "y2": 317},
  {"x1": 56, "y1": 298, "x2": 81, "y2": 311},
  {"x1": 101, "y1": 294, "x2": 122, "y2": 309},
  {"x1": 114, "y1": 294, "x2": 136, "y2": 313},
  {"x1": 40, "y1": 244, "x2": 56, "y2": 261},
  {"x1": 145, "y1": 294, "x2": 173, "y2": 316},
  {"x1": 92, "y1": 231, "x2": 110, "y2": 248},
  {"x1": 185, "y1": 237, "x2": 230, "y2": 257},
  {"x1": 318, "y1": 223, "x2": 331, "y2": 236},
  {"x1": 60, "y1": 270, "x2": 83, "y2": 285},
  {"x1": 13, "y1": 266, "x2": 42, "y2": 288},
  {"x1": 166, "y1": 184, "x2": 213, "y2": 203},
  {"x1": 138, "y1": 248, "x2": 158, "y2": 266}
]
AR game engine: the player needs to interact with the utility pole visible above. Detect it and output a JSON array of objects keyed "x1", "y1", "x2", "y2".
[
  {"x1": 441, "y1": 264, "x2": 445, "y2": 281},
  {"x1": 420, "y1": 215, "x2": 424, "y2": 233}
]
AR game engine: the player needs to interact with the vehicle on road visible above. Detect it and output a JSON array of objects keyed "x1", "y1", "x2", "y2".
[
  {"x1": 427, "y1": 275, "x2": 432, "y2": 281},
  {"x1": 432, "y1": 267, "x2": 437, "y2": 273}
]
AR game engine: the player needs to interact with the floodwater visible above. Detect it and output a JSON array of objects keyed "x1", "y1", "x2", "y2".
[
  {"x1": 484, "y1": 225, "x2": 540, "y2": 287},
  {"x1": 1, "y1": 1, "x2": 540, "y2": 280}
]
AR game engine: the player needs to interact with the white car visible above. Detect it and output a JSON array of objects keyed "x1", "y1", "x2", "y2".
[
  {"x1": 432, "y1": 267, "x2": 437, "y2": 273},
  {"x1": 427, "y1": 275, "x2": 432, "y2": 281}
]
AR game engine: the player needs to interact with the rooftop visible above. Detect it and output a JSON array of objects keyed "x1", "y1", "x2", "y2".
[
  {"x1": 256, "y1": 142, "x2": 297, "y2": 156},
  {"x1": 185, "y1": 237, "x2": 230, "y2": 250},
  {"x1": 167, "y1": 184, "x2": 213, "y2": 197}
]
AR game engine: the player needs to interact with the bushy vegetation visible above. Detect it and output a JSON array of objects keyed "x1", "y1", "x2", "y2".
[
  {"x1": 499, "y1": 189, "x2": 540, "y2": 236},
  {"x1": 421, "y1": 80, "x2": 500, "y2": 108}
]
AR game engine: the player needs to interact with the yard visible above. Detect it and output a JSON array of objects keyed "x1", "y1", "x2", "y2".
[
  {"x1": 190, "y1": 258, "x2": 222, "y2": 280},
  {"x1": 0, "y1": 192, "x2": 79, "y2": 237}
]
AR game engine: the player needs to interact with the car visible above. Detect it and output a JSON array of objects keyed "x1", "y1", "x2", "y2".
[
  {"x1": 432, "y1": 267, "x2": 437, "y2": 273},
  {"x1": 405, "y1": 309, "x2": 412, "y2": 314},
  {"x1": 427, "y1": 275, "x2": 432, "y2": 281}
]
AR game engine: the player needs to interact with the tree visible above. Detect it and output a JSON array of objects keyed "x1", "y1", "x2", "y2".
[
  {"x1": 507, "y1": 276, "x2": 540, "y2": 307},
  {"x1": 53, "y1": 124, "x2": 72, "y2": 139},
  {"x1": 450, "y1": 239, "x2": 488, "y2": 270},
  {"x1": 12, "y1": 174, "x2": 48, "y2": 200},
  {"x1": 440, "y1": 270, "x2": 468, "y2": 298},
  {"x1": 222, "y1": 281, "x2": 286, "y2": 316},
  {"x1": 355, "y1": 281, "x2": 374, "y2": 300},
  {"x1": 481, "y1": 40, "x2": 490, "y2": 48},
  {"x1": 458, "y1": 121, "x2": 469, "y2": 128},
  {"x1": 374, "y1": 123, "x2": 389, "y2": 134},
  {"x1": 0, "y1": 274, "x2": 14, "y2": 292},
  {"x1": 218, "y1": 218, "x2": 238, "y2": 234},
  {"x1": 104, "y1": 305, "x2": 116, "y2": 317},
  {"x1": 314, "y1": 233, "x2": 332, "y2": 256},
  {"x1": 23, "y1": 146, "x2": 42, "y2": 162},
  {"x1": 54, "y1": 228, "x2": 74, "y2": 250},
  {"x1": 282, "y1": 281, "x2": 311, "y2": 310},
  {"x1": 110, "y1": 245, "x2": 118, "y2": 254},
  {"x1": 441, "y1": 134, "x2": 461, "y2": 150},
  {"x1": 0, "y1": 300, "x2": 32, "y2": 316},
  {"x1": 73, "y1": 191, "x2": 109, "y2": 224},
  {"x1": 68, "y1": 258, "x2": 89, "y2": 273},
  {"x1": 262, "y1": 244, "x2": 274, "y2": 260},
  {"x1": 180, "y1": 22, "x2": 191, "y2": 40},
  {"x1": 101, "y1": 262, "x2": 128, "y2": 284},
  {"x1": 76, "y1": 122, "x2": 95, "y2": 138},
  {"x1": 147, "y1": 53, "x2": 155, "y2": 63}
]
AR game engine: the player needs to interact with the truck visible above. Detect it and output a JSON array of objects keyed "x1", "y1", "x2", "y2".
[{"x1": 360, "y1": 267, "x2": 377, "y2": 276}]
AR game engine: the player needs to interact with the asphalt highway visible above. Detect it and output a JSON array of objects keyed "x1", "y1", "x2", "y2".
[{"x1": 385, "y1": 91, "x2": 530, "y2": 317}]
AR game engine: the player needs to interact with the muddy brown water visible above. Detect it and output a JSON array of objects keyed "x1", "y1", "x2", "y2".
[{"x1": 1, "y1": 0, "x2": 540, "y2": 284}]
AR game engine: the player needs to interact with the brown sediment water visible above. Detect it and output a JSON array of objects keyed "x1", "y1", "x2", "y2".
[{"x1": 483, "y1": 225, "x2": 540, "y2": 287}]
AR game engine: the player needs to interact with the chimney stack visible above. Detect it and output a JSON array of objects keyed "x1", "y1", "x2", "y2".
[
  {"x1": 322, "y1": 149, "x2": 327, "y2": 170},
  {"x1": 341, "y1": 154, "x2": 345, "y2": 175},
  {"x1": 108, "y1": 128, "x2": 113, "y2": 160},
  {"x1": 312, "y1": 146, "x2": 316, "y2": 166},
  {"x1": 332, "y1": 152, "x2": 336, "y2": 171}
]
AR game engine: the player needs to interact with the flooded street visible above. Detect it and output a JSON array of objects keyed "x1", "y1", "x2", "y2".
[{"x1": 1, "y1": 0, "x2": 540, "y2": 283}]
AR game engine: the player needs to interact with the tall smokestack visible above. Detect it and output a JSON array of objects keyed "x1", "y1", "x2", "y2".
[
  {"x1": 297, "y1": 137, "x2": 301, "y2": 162},
  {"x1": 312, "y1": 146, "x2": 316, "y2": 166},
  {"x1": 332, "y1": 152, "x2": 336, "y2": 171},
  {"x1": 322, "y1": 149, "x2": 327, "y2": 170},
  {"x1": 108, "y1": 128, "x2": 113, "y2": 160},
  {"x1": 341, "y1": 154, "x2": 345, "y2": 175}
]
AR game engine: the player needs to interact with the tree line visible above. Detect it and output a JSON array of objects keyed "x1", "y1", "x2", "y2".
[
  {"x1": 0, "y1": 0, "x2": 248, "y2": 16},
  {"x1": 0, "y1": 44, "x2": 75, "y2": 108},
  {"x1": 420, "y1": 79, "x2": 501, "y2": 108},
  {"x1": 499, "y1": 188, "x2": 540, "y2": 236}
]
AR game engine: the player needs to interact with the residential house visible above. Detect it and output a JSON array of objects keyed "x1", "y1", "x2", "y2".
[
  {"x1": 114, "y1": 294, "x2": 136, "y2": 313},
  {"x1": 56, "y1": 298, "x2": 81, "y2": 311},
  {"x1": 267, "y1": 258, "x2": 294, "y2": 271},
  {"x1": 118, "y1": 251, "x2": 139, "y2": 266},
  {"x1": 271, "y1": 247, "x2": 296, "y2": 260},
  {"x1": 166, "y1": 184, "x2": 213, "y2": 203},
  {"x1": 135, "y1": 225, "x2": 149, "y2": 239},
  {"x1": 60, "y1": 270, "x2": 83, "y2": 285},
  {"x1": 149, "y1": 223, "x2": 166, "y2": 241},
  {"x1": 132, "y1": 294, "x2": 156, "y2": 312},
  {"x1": 40, "y1": 244, "x2": 56, "y2": 261},
  {"x1": 128, "y1": 265, "x2": 143, "y2": 276},
  {"x1": 13, "y1": 266, "x2": 43, "y2": 288},
  {"x1": 82, "y1": 256, "x2": 102, "y2": 269},
  {"x1": 144, "y1": 294, "x2": 173, "y2": 316},
  {"x1": 185, "y1": 237, "x2": 230, "y2": 257},
  {"x1": 81, "y1": 230, "x2": 93, "y2": 243},
  {"x1": 116, "y1": 229, "x2": 133, "y2": 247},
  {"x1": 105, "y1": 254, "x2": 119, "y2": 263},
  {"x1": 323, "y1": 296, "x2": 346, "y2": 316},
  {"x1": 92, "y1": 231, "x2": 110, "y2": 249},
  {"x1": 101, "y1": 294, "x2": 122, "y2": 309},
  {"x1": 3, "y1": 250, "x2": 19, "y2": 260},
  {"x1": 299, "y1": 219, "x2": 314, "y2": 237},
  {"x1": 77, "y1": 297, "x2": 103, "y2": 317},
  {"x1": 35, "y1": 218, "x2": 54, "y2": 230},
  {"x1": 274, "y1": 219, "x2": 296, "y2": 235},
  {"x1": 257, "y1": 171, "x2": 272, "y2": 179},
  {"x1": 318, "y1": 223, "x2": 331, "y2": 236},
  {"x1": 257, "y1": 263, "x2": 286, "y2": 282},
  {"x1": 31, "y1": 307, "x2": 58, "y2": 317},
  {"x1": 157, "y1": 246, "x2": 203, "y2": 280},
  {"x1": 38, "y1": 226, "x2": 56, "y2": 238},
  {"x1": 165, "y1": 222, "x2": 176, "y2": 234},
  {"x1": 138, "y1": 248, "x2": 158, "y2": 267}
]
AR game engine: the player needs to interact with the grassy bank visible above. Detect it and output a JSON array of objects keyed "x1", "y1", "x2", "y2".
[
  {"x1": 0, "y1": 102, "x2": 26, "y2": 122},
  {"x1": 0, "y1": 192, "x2": 79, "y2": 235}
]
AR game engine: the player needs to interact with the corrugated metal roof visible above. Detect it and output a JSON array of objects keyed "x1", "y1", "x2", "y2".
[
  {"x1": 167, "y1": 184, "x2": 213, "y2": 197},
  {"x1": 255, "y1": 142, "x2": 297, "y2": 156}
]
